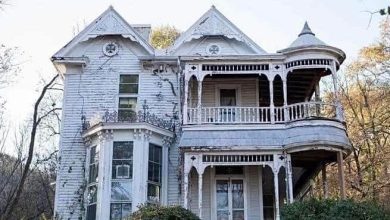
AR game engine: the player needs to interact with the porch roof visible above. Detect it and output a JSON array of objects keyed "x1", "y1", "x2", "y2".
[{"x1": 179, "y1": 120, "x2": 352, "y2": 152}]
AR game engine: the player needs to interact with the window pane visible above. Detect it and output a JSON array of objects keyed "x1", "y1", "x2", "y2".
[
  {"x1": 110, "y1": 203, "x2": 122, "y2": 220},
  {"x1": 118, "y1": 98, "x2": 137, "y2": 109},
  {"x1": 112, "y1": 160, "x2": 132, "y2": 179},
  {"x1": 220, "y1": 89, "x2": 236, "y2": 106},
  {"x1": 90, "y1": 146, "x2": 97, "y2": 164},
  {"x1": 216, "y1": 180, "x2": 228, "y2": 209},
  {"x1": 147, "y1": 183, "x2": 160, "y2": 203},
  {"x1": 118, "y1": 110, "x2": 137, "y2": 121},
  {"x1": 87, "y1": 185, "x2": 97, "y2": 204},
  {"x1": 89, "y1": 164, "x2": 98, "y2": 183},
  {"x1": 119, "y1": 75, "x2": 138, "y2": 94},
  {"x1": 122, "y1": 203, "x2": 132, "y2": 219},
  {"x1": 113, "y1": 142, "x2": 133, "y2": 159},
  {"x1": 120, "y1": 75, "x2": 138, "y2": 84},
  {"x1": 110, "y1": 203, "x2": 132, "y2": 220},
  {"x1": 87, "y1": 204, "x2": 97, "y2": 220},
  {"x1": 119, "y1": 84, "x2": 138, "y2": 94},
  {"x1": 111, "y1": 181, "x2": 132, "y2": 201}
]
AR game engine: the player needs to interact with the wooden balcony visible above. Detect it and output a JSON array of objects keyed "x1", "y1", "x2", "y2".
[{"x1": 186, "y1": 101, "x2": 342, "y2": 125}]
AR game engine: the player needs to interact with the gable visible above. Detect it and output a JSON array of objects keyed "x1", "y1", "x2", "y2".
[
  {"x1": 53, "y1": 6, "x2": 154, "y2": 58},
  {"x1": 175, "y1": 36, "x2": 257, "y2": 56},
  {"x1": 169, "y1": 6, "x2": 266, "y2": 55}
]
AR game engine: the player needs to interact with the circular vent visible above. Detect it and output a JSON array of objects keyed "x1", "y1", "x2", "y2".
[
  {"x1": 207, "y1": 44, "x2": 220, "y2": 55},
  {"x1": 103, "y1": 42, "x2": 119, "y2": 57}
]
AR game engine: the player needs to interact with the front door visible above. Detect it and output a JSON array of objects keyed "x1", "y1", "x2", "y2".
[{"x1": 216, "y1": 179, "x2": 245, "y2": 220}]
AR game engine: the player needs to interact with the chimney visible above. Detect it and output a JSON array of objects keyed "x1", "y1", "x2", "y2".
[{"x1": 132, "y1": 24, "x2": 151, "y2": 42}]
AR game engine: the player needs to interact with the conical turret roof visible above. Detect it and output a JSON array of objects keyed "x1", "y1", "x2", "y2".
[{"x1": 288, "y1": 22, "x2": 326, "y2": 48}]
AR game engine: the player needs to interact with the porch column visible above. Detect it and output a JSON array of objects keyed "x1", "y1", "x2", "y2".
[
  {"x1": 282, "y1": 78, "x2": 289, "y2": 121},
  {"x1": 183, "y1": 78, "x2": 189, "y2": 124},
  {"x1": 322, "y1": 163, "x2": 328, "y2": 198},
  {"x1": 337, "y1": 151, "x2": 346, "y2": 199},
  {"x1": 198, "y1": 171, "x2": 203, "y2": 219},
  {"x1": 315, "y1": 81, "x2": 321, "y2": 116},
  {"x1": 286, "y1": 154, "x2": 294, "y2": 203},
  {"x1": 197, "y1": 79, "x2": 203, "y2": 124},
  {"x1": 269, "y1": 77, "x2": 275, "y2": 123},
  {"x1": 273, "y1": 169, "x2": 280, "y2": 220},
  {"x1": 183, "y1": 171, "x2": 189, "y2": 209},
  {"x1": 331, "y1": 61, "x2": 343, "y2": 121}
]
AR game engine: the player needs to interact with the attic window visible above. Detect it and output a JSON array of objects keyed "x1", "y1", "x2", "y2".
[
  {"x1": 207, "y1": 44, "x2": 220, "y2": 55},
  {"x1": 103, "y1": 42, "x2": 119, "y2": 57}
]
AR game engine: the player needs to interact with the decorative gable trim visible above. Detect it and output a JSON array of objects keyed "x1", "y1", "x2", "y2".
[
  {"x1": 53, "y1": 6, "x2": 154, "y2": 58},
  {"x1": 169, "y1": 6, "x2": 266, "y2": 55}
]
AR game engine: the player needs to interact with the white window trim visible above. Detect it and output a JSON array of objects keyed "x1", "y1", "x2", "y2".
[
  {"x1": 146, "y1": 143, "x2": 165, "y2": 205},
  {"x1": 215, "y1": 84, "x2": 242, "y2": 107},
  {"x1": 117, "y1": 74, "x2": 140, "y2": 113}
]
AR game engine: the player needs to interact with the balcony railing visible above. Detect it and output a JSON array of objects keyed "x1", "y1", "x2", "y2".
[
  {"x1": 82, "y1": 110, "x2": 175, "y2": 131},
  {"x1": 187, "y1": 101, "x2": 341, "y2": 125}
]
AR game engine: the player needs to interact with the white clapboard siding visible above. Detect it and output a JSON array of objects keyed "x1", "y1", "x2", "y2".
[
  {"x1": 189, "y1": 77, "x2": 258, "y2": 107},
  {"x1": 55, "y1": 35, "x2": 180, "y2": 219}
]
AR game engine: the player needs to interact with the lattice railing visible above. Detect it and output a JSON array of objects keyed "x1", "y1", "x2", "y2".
[{"x1": 202, "y1": 154, "x2": 274, "y2": 163}]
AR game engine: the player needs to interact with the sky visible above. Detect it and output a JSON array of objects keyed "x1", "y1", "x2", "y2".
[{"x1": 0, "y1": 0, "x2": 387, "y2": 133}]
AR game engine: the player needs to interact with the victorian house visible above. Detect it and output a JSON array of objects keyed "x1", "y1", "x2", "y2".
[{"x1": 51, "y1": 6, "x2": 350, "y2": 220}]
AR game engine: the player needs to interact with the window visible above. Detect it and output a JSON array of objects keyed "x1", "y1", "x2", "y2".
[
  {"x1": 118, "y1": 75, "x2": 138, "y2": 121},
  {"x1": 111, "y1": 142, "x2": 133, "y2": 219},
  {"x1": 119, "y1": 75, "x2": 138, "y2": 94},
  {"x1": 89, "y1": 147, "x2": 99, "y2": 183},
  {"x1": 110, "y1": 203, "x2": 132, "y2": 220},
  {"x1": 87, "y1": 146, "x2": 98, "y2": 220},
  {"x1": 118, "y1": 97, "x2": 137, "y2": 121},
  {"x1": 147, "y1": 144, "x2": 162, "y2": 203},
  {"x1": 220, "y1": 89, "x2": 237, "y2": 106},
  {"x1": 112, "y1": 142, "x2": 133, "y2": 179}
]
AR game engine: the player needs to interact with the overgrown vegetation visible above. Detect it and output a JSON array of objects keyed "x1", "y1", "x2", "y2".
[
  {"x1": 281, "y1": 199, "x2": 390, "y2": 220},
  {"x1": 150, "y1": 25, "x2": 180, "y2": 49},
  {"x1": 131, "y1": 204, "x2": 200, "y2": 220}
]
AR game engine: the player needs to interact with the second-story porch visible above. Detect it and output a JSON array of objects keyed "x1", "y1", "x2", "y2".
[{"x1": 183, "y1": 59, "x2": 343, "y2": 126}]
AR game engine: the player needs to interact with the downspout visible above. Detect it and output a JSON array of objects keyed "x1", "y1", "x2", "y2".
[{"x1": 177, "y1": 56, "x2": 182, "y2": 125}]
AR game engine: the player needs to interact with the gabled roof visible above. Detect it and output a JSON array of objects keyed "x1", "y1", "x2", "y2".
[
  {"x1": 168, "y1": 6, "x2": 266, "y2": 54},
  {"x1": 53, "y1": 6, "x2": 154, "y2": 58}
]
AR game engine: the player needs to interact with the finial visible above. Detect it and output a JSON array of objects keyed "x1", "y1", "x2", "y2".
[
  {"x1": 109, "y1": 5, "x2": 114, "y2": 9},
  {"x1": 211, "y1": 5, "x2": 216, "y2": 9},
  {"x1": 298, "y1": 21, "x2": 315, "y2": 36}
]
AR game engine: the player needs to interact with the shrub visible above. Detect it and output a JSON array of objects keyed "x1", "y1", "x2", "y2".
[
  {"x1": 281, "y1": 199, "x2": 390, "y2": 220},
  {"x1": 131, "y1": 204, "x2": 200, "y2": 220}
]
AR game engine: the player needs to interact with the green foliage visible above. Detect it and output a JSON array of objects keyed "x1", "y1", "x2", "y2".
[
  {"x1": 281, "y1": 199, "x2": 390, "y2": 220},
  {"x1": 131, "y1": 204, "x2": 200, "y2": 220},
  {"x1": 150, "y1": 25, "x2": 180, "y2": 49}
]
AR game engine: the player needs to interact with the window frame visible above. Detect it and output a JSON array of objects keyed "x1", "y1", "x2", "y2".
[
  {"x1": 110, "y1": 141, "x2": 133, "y2": 218},
  {"x1": 147, "y1": 143, "x2": 163, "y2": 204},
  {"x1": 215, "y1": 84, "x2": 242, "y2": 107},
  {"x1": 86, "y1": 146, "x2": 99, "y2": 220},
  {"x1": 118, "y1": 74, "x2": 139, "y2": 120}
]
